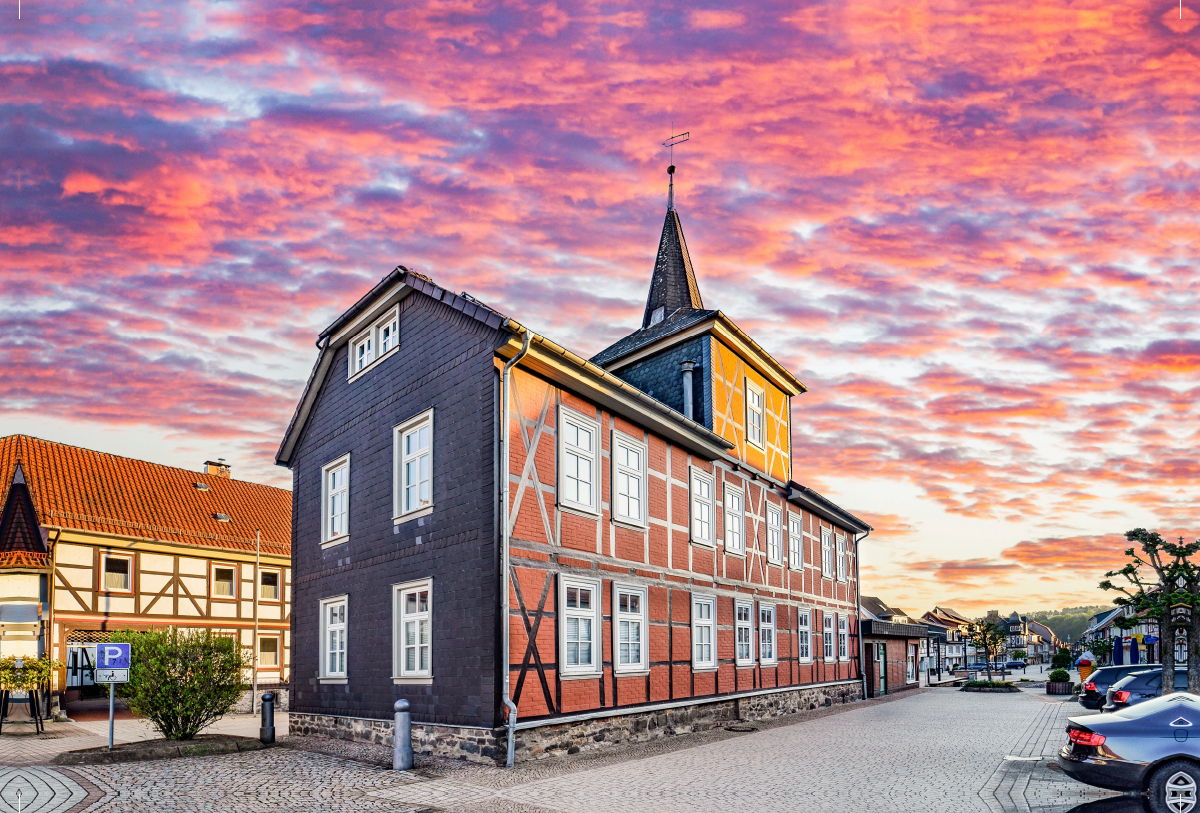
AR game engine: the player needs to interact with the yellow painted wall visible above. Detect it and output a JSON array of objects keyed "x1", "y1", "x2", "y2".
[{"x1": 709, "y1": 338, "x2": 791, "y2": 483}]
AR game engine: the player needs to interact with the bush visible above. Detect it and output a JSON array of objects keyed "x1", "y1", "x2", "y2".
[
  {"x1": 1051, "y1": 649, "x2": 1073, "y2": 670},
  {"x1": 108, "y1": 628, "x2": 247, "y2": 740},
  {"x1": 1048, "y1": 669, "x2": 1071, "y2": 682},
  {"x1": 965, "y1": 680, "x2": 1013, "y2": 688}
]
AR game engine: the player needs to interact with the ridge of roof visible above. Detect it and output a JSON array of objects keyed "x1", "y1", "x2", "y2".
[
  {"x1": 786, "y1": 481, "x2": 872, "y2": 534},
  {"x1": 590, "y1": 308, "x2": 717, "y2": 367}
]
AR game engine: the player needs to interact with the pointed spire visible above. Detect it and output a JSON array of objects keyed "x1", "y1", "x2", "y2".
[{"x1": 642, "y1": 165, "x2": 704, "y2": 329}]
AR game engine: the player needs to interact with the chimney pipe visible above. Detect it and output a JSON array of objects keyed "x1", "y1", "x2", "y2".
[
  {"x1": 680, "y1": 361, "x2": 695, "y2": 421},
  {"x1": 205, "y1": 459, "x2": 232, "y2": 479}
]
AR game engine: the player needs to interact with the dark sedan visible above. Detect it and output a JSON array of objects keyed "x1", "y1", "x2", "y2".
[
  {"x1": 1104, "y1": 669, "x2": 1188, "y2": 713},
  {"x1": 1059, "y1": 692, "x2": 1200, "y2": 813},
  {"x1": 1081, "y1": 666, "x2": 1163, "y2": 710}
]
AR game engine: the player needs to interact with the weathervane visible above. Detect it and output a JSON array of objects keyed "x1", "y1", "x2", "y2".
[{"x1": 662, "y1": 130, "x2": 689, "y2": 210}]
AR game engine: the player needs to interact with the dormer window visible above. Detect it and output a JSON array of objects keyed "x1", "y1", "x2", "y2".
[
  {"x1": 348, "y1": 306, "x2": 400, "y2": 380},
  {"x1": 649, "y1": 306, "x2": 665, "y2": 327}
]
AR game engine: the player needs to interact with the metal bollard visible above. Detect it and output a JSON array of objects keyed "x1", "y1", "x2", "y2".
[
  {"x1": 393, "y1": 699, "x2": 413, "y2": 771},
  {"x1": 260, "y1": 692, "x2": 276, "y2": 744}
]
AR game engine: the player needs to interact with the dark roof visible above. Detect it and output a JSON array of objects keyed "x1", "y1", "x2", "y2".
[
  {"x1": 0, "y1": 462, "x2": 49, "y2": 569},
  {"x1": 862, "y1": 596, "x2": 902, "y2": 619},
  {"x1": 590, "y1": 307, "x2": 717, "y2": 367},
  {"x1": 786, "y1": 481, "x2": 872, "y2": 534},
  {"x1": 642, "y1": 207, "x2": 704, "y2": 328}
]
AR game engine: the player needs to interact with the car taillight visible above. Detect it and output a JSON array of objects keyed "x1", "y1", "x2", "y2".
[
  {"x1": 1083, "y1": 682, "x2": 1096, "y2": 692},
  {"x1": 1069, "y1": 729, "x2": 1106, "y2": 746},
  {"x1": 1113, "y1": 691, "x2": 1131, "y2": 704}
]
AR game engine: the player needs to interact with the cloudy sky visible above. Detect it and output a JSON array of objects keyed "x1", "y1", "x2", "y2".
[{"x1": 3, "y1": 0, "x2": 1196, "y2": 615}]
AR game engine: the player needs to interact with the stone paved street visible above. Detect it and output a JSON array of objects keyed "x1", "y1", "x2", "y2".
[{"x1": 0, "y1": 688, "x2": 1138, "y2": 813}]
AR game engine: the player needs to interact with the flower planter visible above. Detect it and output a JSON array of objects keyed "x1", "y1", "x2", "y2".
[
  {"x1": 1046, "y1": 681, "x2": 1074, "y2": 695},
  {"x1": 961, "y1": 685, "x2": 1020, "y2": 693}
]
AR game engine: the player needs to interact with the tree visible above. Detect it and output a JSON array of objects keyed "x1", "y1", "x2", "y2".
[
  {"x1": 109, "y1": 628, "x2": 247, "y2": 740},
  {"x1": 1100, "y1": 529, "x2": 1200, "y2": 695},
  {"x1": 1089, "y1": 638, "x2": 1114, "y2": 666},
  {"x1": 964, "y1": 621, "x2": 1007, "y2": 682},
  {"x1": 1051, "y1": 648, "x2": 1072, "y2": 669},
  {"x1": 1012, "y1": 649, "x2": 1028, "y2": 662}
]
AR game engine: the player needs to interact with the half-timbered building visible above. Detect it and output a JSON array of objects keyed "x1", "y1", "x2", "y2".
[
  {"x1": 0, "y1": 436, "x2": 292, "y2": 710},
  {"x1": 278, "y1": 170, "x2": 872, "y2": 763}
]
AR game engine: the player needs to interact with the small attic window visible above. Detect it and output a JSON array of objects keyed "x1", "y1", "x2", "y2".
[
  {"x1": 649, "y1": 306, "x2": 666, "y2": 327},
  {"x1": 193, "y1": 482, "x2": 210, "y2": 491},
  {"x1": 213, "y1": 513, "x2": 231, "y2": 522}
]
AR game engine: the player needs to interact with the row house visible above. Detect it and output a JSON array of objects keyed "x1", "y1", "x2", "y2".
[
  {"x1": 277, "y1": 170, "x2": 872, "y2": 764},
  {"x1": 921, "y1": 606, "x2": 971, "y2": 669},
  {"x1": 0, "y1": 436, "x2": 292, "y2": 710},
  {"x1": 1080, "y1": 607, "x2": 1160, "y2": 666},
  {"x1": 860, "y1": 597, "x2": 927, "y2": 696}
]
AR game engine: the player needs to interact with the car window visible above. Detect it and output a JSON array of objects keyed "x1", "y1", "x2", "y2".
[
  {"x1": 1177, "y1": 672, "x2": 1189, "y2": 689},
  {"x1": 1147, "y1": 675, "x2": 1162, "y2": 689}
]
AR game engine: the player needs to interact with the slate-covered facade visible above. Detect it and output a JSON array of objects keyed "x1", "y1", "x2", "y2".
[{"x1": 277, "y1": 171, "x2": 873, "y2": 763}]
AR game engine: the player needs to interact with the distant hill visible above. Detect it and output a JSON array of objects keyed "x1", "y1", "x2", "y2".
[{"x1": 1028, "y1": 605, "x2": 1112, "y2": 645}]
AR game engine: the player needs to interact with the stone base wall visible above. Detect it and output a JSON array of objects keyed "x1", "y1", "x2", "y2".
[
  {"x1": 290, "y1": 681, "x2": 862, "y2": 765},
  {"x1": 234, "y1": 687, "x2": 290, "y2": 714}
]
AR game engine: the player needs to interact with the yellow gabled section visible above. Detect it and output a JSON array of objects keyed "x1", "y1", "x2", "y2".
[{"x1": 710, "y1": 337, "x2": 792, "y2": 483}]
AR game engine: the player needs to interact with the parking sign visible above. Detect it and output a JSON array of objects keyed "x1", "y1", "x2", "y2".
[{"x1": 96, "y1": 642, "x2": 131, "y2": 683}]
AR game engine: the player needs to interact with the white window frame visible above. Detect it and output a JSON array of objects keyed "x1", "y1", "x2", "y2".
[
  {"x1": 210, "y1": 561, "x2": 239, "y2": 600},
  {"x1": 690, "y1": 468, "x2": 715, "y2": 547},
  {"x1": 347, "y1": 305, "x2": 399, "y2": 380},
  {"x1": 257, "y1": 634, "x2": 281, "y2": 669},
  {"x1": 393, "y1": 578, "x2": 433, "y2": 680},
  {"x1": 798, "y1": 609, "x2": 812, "y2": 662},
  {"x1": 745, "y1": 379, "x2": 765, "y2": 449},
  {"x1": 100, "y1": 552, "x2": 134, "y2": 593},
  {"x1": 560, "y1": 576, "x2": 602, "y2": 677},
  {"x1": 558, "y1": 409, "x2": 600, "y2": 515},
  {"x1": 766, "y1": 506, "x2": 783, "y2": 565},
  {"x1": 820, "y1": 528, "x2": 833, "y2": 578},
  {"x1": 823, "y1": 612, "x2": 835, "y2": 662},
  {"x1": 259, "y1": 568, "x2": 282, "y2": 602},
  {"x1": 612, "y1": 583, "x2": 648, "y2": 674},
  {"x1": 320, "y1": 595, "x2": 348, "y2": 679},
  {"x1": 907, "y1": 645, "x2": 917, "y2": 683},
  {"x1": 788, "y1": 514, "x2": 803, "y2": 571},
  {"x1": 321, "y1": 454, "x2": 350, "y2": 547},
  {"x1": 836, "y1": 534, "x2": 848, "y2": 582},
  {"x1": 735, "y1": 600, "x2": 755, "y2": 666},
  {"x1": 723, "y1": 484, "x2": 744, "y2": 554},
  {"x1": 393, "y1": 409, "x2": 434, "y2": 522},
  {"x1": 611, "y1": 432, "x2": 648, "y2": 528},
  {"x1": 692, "y1": 595, "x2": 717, "y2": 670},
  {"x1": 759, "y1": 603, "x2": 777, "y2": 665},
  {"x1": 838, "y1": 614, "x2": 849, "y2": 661}
]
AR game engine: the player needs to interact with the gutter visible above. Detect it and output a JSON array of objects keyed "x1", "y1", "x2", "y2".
[
  {"x1": 499, "y1": 324, "x2": 532, "y2": 768},
  {"x1": 855, "y1": 527, "x2": 870, "y2": 700}
]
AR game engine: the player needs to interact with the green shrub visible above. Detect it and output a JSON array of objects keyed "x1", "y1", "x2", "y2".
[
  {"x1": 108, "y1": 628, "x2": 247, "y2": 740},
  {"x1": 1051, "y1": 649, "x2": 1073, "y2": 669},
  {"x1": 1048, "y1": 669, "x2": 1071, "y2": 682},
  {"x1": 965, "y1": 680, "x2": 1013, "y2": 688}
]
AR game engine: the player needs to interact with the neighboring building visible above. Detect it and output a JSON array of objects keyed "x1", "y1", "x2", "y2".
[
  {"x1": 1026, "y1": 619, "x2": 1058, "y2": 664},
  {"x1": 0, "y1": 436, "x2": 292, "y2": 709},
  {"x1": 1079, "y1": 607, "x2": 1159, "y2": 666},
  {"x1": 860, "y1": 597, "x2": 927, "y2": 696},
  {"x1": 921, "y1": 607, "x2": 970, "y2": 669},
  {"x1": 276, "y1": 171, "x2": 873, "y2": 764}
]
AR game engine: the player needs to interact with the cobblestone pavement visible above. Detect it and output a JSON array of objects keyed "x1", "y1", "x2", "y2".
[{"x1": 0, "y1": 688, "x2": 1133, "y2": 813}]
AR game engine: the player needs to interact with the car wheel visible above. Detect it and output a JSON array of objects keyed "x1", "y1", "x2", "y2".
[{"x1": 1149, "y1": 760, "x2": 1200, "y2": 813}]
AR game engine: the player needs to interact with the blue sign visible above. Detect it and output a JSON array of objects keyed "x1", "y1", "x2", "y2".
[{"x1": 97, "y1": 643, "x2": 130, "y2": 670}]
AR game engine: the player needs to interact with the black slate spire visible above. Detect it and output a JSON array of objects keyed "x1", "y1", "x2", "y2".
[{"x1": 641, "y1": 165, "x2": 703, "y2": 329}]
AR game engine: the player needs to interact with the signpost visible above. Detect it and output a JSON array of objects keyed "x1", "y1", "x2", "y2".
[{"x1": 96, "y1": 643, "x2": 130, "y2": 750}]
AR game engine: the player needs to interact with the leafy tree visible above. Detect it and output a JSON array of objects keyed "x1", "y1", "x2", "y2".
[
  {"x1": 1051, "y1": 649, "x2": 1072, "y2": 669},
  {"x1": 964, "y1": 621, "x2": 1007, "y2": 682},
  {"x1": 1028, "y1": 605, "x2": 1111, "y2": 646},
  {"x1": 1100, "y1": 529, "x2": 1200, "y2": 695},
  {"x1": 1089, "y1": 638, "x2": 1114, "y2": 665},
  {"x1": 1012, "y1": 650, "x2": 1028, "y2": 662},
  {"x1": 108, "y1": 628, "x2": 247, "y2": 740}
]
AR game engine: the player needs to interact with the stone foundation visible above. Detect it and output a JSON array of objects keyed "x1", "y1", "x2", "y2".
[
  {"x1": 290, "y1": 680, "x2": 861, "y2": 765},
  {"x1": 234, "y1": 687, "x2": 290, "y2": 714}
]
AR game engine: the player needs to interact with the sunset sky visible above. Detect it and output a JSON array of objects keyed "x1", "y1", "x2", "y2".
[{"x1": 3, "y1": 0, "x2": 1197, "y2": 616}]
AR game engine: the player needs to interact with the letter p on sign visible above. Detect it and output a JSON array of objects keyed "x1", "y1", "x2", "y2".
[{"x1": 99, "y1": 643, "x2": 130, "y2": 669}]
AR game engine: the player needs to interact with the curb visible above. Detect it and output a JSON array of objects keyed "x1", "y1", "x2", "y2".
[{"x1": 52, "y1": 737, "x2": 267, "y2": 765}]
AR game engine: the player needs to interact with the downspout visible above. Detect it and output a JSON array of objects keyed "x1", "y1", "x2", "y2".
[
  {"x1": 500, "y1": 326, "x2": 532, "y2": 768},
  {"x1": 854, "y1": 527, "x2": 870, "y2": 700}
]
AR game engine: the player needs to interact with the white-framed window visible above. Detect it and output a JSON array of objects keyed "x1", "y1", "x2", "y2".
[
  {"x1": 394, "y1": 578, "x2": 432, "y2": 679},
  {"x1": 723, "y1": 485, "x2": 744, "y2": 554},
  {"x1": 690, "y1": 468, "x2": 714, "y2": 546},
  {"x1": 836, "y1": 535, "x2": 847, "y2": 582},
  {"x1": 322, "y1": 454, "x2": 350, "y2": 546},
  {"x1": 788, "y1": 515, "x2": 803, "y2": 571},
  {"x1": 211, "y1": 562, "x2": 237, "y2": 599},
  {"x1": 692, "y1": 595, "x2": 716, "y2": 669},
  {"x1": 735, "y1": 601, "x2": 755, "y2": 666},
  {"x1": 907, "y1": 645, "x2": 917, "y2": 683},
  {"x1": 260, "y1": 569, "x2": 281, "y2": 601},
  {"x1": 100, "y1": 553, "x2": 133, "y2": 593},
  {"x1": 611, "y1": 433, "x2": 647, "y2": 527},
  {"x1": 347, "y1": 306, "x2": 399, "y2": 379},
  {"x1": 394, "y1": 410, "x2": 433, "y2": 520},
  {"x1": 838, "y1": 614, "x2": 849, "y2": 661},
  {"x1": 258, "y1": 635, "x2": 280, "y2": 668},
  {"x1": 559, "y1": 410, "x2": 600, "y2": 514},
  {"x1": 823, "y1": 612, "x2": 835, "y2": 661},
  {"x1": 798, "y1": 610, "x2": 812, "y2": 661},
  {"x1": 745, "y1": 380, "x2": 765, "y2": 449},
  {"x1": 766, "y1": 506, "x2": 782, "y2": 565},
  {"x1": 759, "y1": 604, "x2": 776, "y2": 664},
  {"x1": 613, "y1": 583, "x2": 647, "y2": 673},
  {"x1": 560, "y1": 576, "x2": 601, "y2": 675},
  {"x1": 820, "y1": 528, "x2": 833, "y2": 578},
  {"x1": 320, "y1": 596, "x2": 348, "y2": 678}
]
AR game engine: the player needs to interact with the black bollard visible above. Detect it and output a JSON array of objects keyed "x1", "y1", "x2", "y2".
[
  {"x1": 260, "y1": 692, "x2": 276, "y2": 744},
  {"x1": 393, "y1": 699, "x2": 413, "y2": 771}
]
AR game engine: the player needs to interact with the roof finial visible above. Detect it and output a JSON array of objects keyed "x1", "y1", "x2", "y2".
[{"x1": 662, "y1": 130, "x2": 689, "y2": 212}]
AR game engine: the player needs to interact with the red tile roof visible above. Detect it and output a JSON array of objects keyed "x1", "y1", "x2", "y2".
[
  {"x1": 0, "y1": 549, "x2": 51, "y2": 569},
  {"x1": 0, "y1": 436, "x2": 291, "y2": 557}
]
